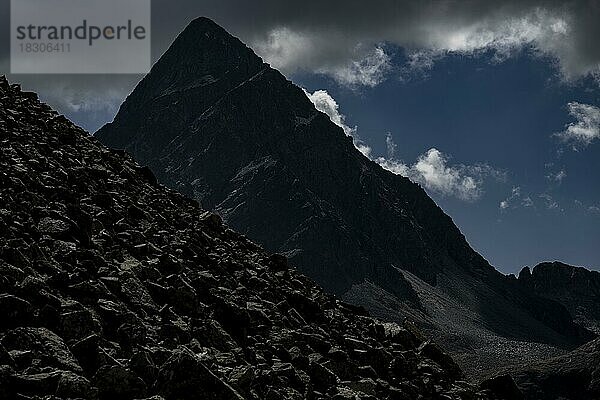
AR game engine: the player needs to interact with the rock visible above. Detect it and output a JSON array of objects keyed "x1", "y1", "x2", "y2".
[
  {"x1": 11, "y1": 371, "x2": 63, "y2": 394},
  {"x1": 56, "y1": 371, "x2": 98, "y2": 399},
  {"x1": 70, "y1": 334, "x2": 101, "y2": 374},
  {"x1": 229, "y1": 365, "x2": 255, "y2": 389},
  {"x1": 1, "y1": 327, "x2": 81, "y2": 373},
  {"x1": 0, "y1": 294, "x2": 33, "y2": 328},
  {"x1": 480, "y1": 375, "x2": 524, "y2": 400},
  {"x1": 38, "y1": 217, "x2": 71, "y2": 237},
  {"x1": 59, "y1": 309, "x2": 102, "y2": 342},
  {"x1": 194, "y1": 319, "x2": 237, "y2": 351},
  {"x1": 344, "y1": 378, "x2": 377, "y2": 396},
  {"x1": 94, "y1": 365, "x2": 147, "y2": 400},
  {"x1": 308, "y1": 360, "x2": 338, "y2": 388},
  {"x1": 128, "y1": 350, "x2": 158, "y2": 385},
  {"x1": 518, "y1": 262, "x2": 600, "y2": 334},
  {"x1": 156, "y1": 347, "x2": 244, "y2": 399},
  {"x1": 0, "y1": 344, "x2": 14, "y2": 367},
  {"x1": 0, "y1": 365, "x2": 15, "y2": 398},
  {"x1": 418, "y1": 341, "x2": 462, "y2": 380}
]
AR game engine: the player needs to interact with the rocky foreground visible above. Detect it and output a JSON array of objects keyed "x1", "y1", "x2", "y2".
[{"x1": 0, "y1": 77, "x2": 514, "y2": 399}]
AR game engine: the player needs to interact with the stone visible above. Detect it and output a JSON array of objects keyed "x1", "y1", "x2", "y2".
[
  {"x1": 0, "y1": 294, "x2": 33, "y2": 328},
  {"x1": 155, "y1": 347, "x2": 244, "y2": 400},
  {"x1": 56, "y1": 371, "x2": 98, "y2": 399},
  {"x1": 94, "y1": 365, "x2": 147, "y2": 400},
  {"x1": 59, "y1": 309, "x2": 102, "y2": 342},
  {"x1": 1, "y1": 327, "x2": 81, "y2": 373},
  {"x1": 480, "y1": 375, "x2": 524, "y2": 400}
]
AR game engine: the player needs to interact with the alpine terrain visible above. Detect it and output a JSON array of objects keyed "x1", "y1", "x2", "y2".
[
  {"x1": 0, "y1": 75, "x2": 510, "y2": 399},
  {"x1": 96, "y1": 16, "x2": 596, "y2": 382}
]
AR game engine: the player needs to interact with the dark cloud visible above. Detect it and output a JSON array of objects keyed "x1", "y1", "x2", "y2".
[{"x1": 1, "y1": 0, "x2": 599, "y2": 130}]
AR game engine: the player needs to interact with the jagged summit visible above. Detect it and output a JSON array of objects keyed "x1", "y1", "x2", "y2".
[
  {"x1": 518, "y1": 261, "x2": 600, "y2": 334},
  {"x1": 96, "y1": 18, "x2": 594, "y2": 379}
]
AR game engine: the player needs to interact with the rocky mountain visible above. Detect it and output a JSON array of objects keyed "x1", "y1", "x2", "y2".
[
  {"x1": 96, "y1": 17, "x2": 595, "y2": 378},
  {"x1": 511, "y1": 337, "x2": 600, "y2": 399},
  {"x1": 519, "y1": 261, "x2": 600, "y2": 334},
  {"x1": 0, "y1": 76, "x2": 514, "y2": 399}
]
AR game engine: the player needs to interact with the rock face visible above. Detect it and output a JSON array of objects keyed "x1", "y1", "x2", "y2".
[
  {"x1": 512, "y1": 338, "x2": 600, "y2": 400},
  {"x1": 518, "y1": 262, "x2": 600, "y2": 333},
  {"x1": 96, "y1": 17, "x2": 593, "y2": 377},
  {"x1": 0, "y1": 76, "x2": 508, "y2": 399}
]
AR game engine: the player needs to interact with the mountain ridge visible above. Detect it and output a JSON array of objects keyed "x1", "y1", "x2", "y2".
[{"x1": 518, "y1": 261, "x2": 600, "y2": 333}]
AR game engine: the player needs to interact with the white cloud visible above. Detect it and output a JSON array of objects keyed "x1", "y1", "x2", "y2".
[
  {"x1": 546, "y1": 169, "x2": 567, "y2": 183},
  {"x1": 254, "y1": 28, "x2": 315, "y2": 76},
  {"x1": 499, "y1": 187, "x2": 537, "y2": 210},
  {"x1": 320, "y1": 47, "x2": 392, "y2": 88},
  {"x1": 258, "y1": 32, "x2": 392, "y2": 88},
  {"x1": 522, "y1": 196, "x2": 534, "y2": 208},
  {"x1": 354, "y1": 143, "x2": 373, "y2": 158},
  {"x1": 410, "y1": 149, "x2": 482, "y2": 201},
  {"x1": 556, "y1": 102, "x2": 600, "y2": 148},
  {"x1": 499, "y1": 186, "x2": 523, "y2": 210},
  {"x1": 303, "y1": 88, "x2": 372, "y2": 157},
  {"x1": 303, "y1": 89, "x2": 355, "y2": 135},
  {"x1": 539, "y1": 193, "x2": 560, "y2": 210},
  {"x1": 376, "y1": 157, "x2": 409, "y2": 176},
  {"x1": 377, "y1": 146, "x2": 501, "y2": 202}
]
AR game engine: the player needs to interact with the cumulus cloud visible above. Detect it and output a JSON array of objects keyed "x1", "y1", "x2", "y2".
[
  {"x1": 556, "y1": 102, "x2": 600, "y2": 148},
  {"x1": 256, "y1": 31, "x2": 391, "y2": 88},
  {"x1": 303, "y1": 89, "x2": 372, "y2": 157},
  {"x1": 303, "y1": 89, "x2": 355, "y2": 135},
  {"x1": 407, "y1": 149, "x2": 483, "y2": 201},
  {"x1": 376, "y1": 140, "x2": 503, "y2": 201},
  {"x1": 574, "y1": 200, "x2": 600, "y2": 216}
]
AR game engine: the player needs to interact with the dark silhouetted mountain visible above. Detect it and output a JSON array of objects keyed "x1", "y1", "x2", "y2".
[
  {"x1": 96, "y1": 17, "x2": 594, "y2": 378},
  {"x1": 519, "y1": 261, "x2": 600, "y2": 334},
  {"x1": 0, "y1": 76, "x2": 511, "y2": 399}
]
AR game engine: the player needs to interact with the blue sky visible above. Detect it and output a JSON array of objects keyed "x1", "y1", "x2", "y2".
[
  {"x1": 2, "y1": 0, "x2": 599, "y2": 273},
  {"x1": 293, "y1": 47, "x2": 600, "y2": 274}
]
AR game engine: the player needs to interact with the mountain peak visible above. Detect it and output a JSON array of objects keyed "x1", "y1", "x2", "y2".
[
  {"x1": 170, "y1": 16, "x2": 255, "y2": 59},
  {"x1": 100, "y1": 16, "x2": 269, "y2": 149}
]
